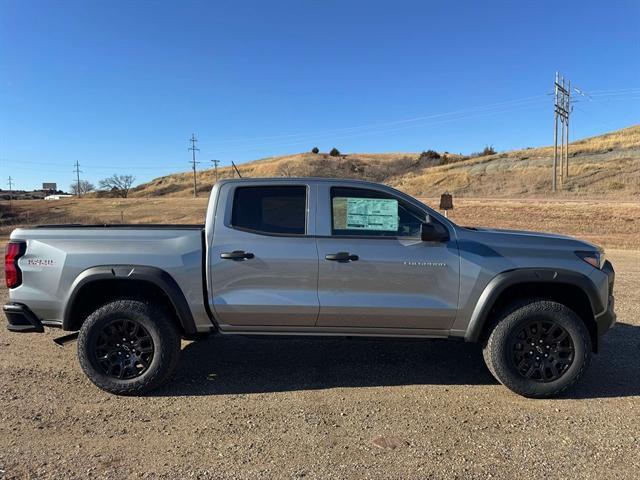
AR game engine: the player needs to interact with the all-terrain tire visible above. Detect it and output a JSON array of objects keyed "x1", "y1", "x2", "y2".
[
  {"x1": 77, "y1": 299, "x2": 181, "y2": 395},
  {"x1": 483, "y1": 299, "x2": 591, "y2": 398}
]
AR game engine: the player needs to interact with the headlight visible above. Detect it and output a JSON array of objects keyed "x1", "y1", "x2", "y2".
[{"x1": 575, "y1": 250, "x2": 605, "y2": 269}]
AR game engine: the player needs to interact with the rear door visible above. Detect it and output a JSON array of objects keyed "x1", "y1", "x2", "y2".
[
  {"x1": 208, "y1": 182, "x2": 319, "y2": 327},
  {"x1": 315, "y1": 183, "x2": 460, "y2": 331}
]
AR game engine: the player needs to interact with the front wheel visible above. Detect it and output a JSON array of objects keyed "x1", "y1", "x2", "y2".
[
  {"x1": 483, "y1": 300, "x2": 591, "y2": 398},
  {"x1": 77, "y1": 299, "x2": 181, "y2": 395}
]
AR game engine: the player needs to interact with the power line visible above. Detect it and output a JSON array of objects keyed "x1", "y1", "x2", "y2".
[
  {"x1": 213, "y1": 100, "x2": 550, "y2": 156},
  {"x1": 573, "y1": 104, "x2": 617, "y2": 130},
  {"x1": 207, "y1": 89, "x2": 635, "y2": 154},
  {"x1": 584, "y1": 87, "x2": 640, "y2": 95},
  {"x1": 188, "y1": 133, "x2": 200, "y2": 198},
  {"x1": 207, "y1": 94, "x2": 550, "y2": 148}
]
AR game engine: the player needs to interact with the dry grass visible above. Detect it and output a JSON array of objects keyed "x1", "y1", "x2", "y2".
[
  {"x1": 436, "y1": 198, "x2": 640, "y2": 250},
  {"x1": 2, "y1": 196, "x2": 638, "y2": 250},
  {"x1": 132, "y1": 151, "x2": 436, "y2": 198},
  {"x1": 129, "y1": 125, "x2": 640, "y2": 198}
]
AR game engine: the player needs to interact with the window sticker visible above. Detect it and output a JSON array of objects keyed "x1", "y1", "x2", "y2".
[{"x1": 337, "y1": 197, "x2": 399, "y2": 231}]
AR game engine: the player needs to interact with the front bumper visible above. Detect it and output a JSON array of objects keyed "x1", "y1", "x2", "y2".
[
  {"x1": 3, "y1": 303, "x2": 44, "y2": 333},
  {"x1": 596, "y1": 295, "x2": 616, "y2": 337},
  {"x1": 596, "y1": 260, "x2": 616, "y2": 338}
]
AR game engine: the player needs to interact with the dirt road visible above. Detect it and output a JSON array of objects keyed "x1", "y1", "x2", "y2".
[{"x1": 0, "y1": 250, "x2": 639, "y2": 479}]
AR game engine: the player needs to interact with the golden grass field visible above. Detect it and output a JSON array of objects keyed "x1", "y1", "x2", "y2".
[
  {"x1": 130, "y1": 125, "x2": 640, "y2": 199},
  {"x1": 2, "y1": 196, "x2": 639, "y2": 250},
  {"x1": 2, "y1": 125, "x2": 639, "y2": 247}
]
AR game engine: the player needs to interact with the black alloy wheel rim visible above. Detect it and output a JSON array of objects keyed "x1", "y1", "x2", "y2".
[
  {"x1": 94, "y1": 319, "x2": 154, "y2": 380},
  {"x1": 510, "y1": 320, "x2": 575, "y2": 383}
]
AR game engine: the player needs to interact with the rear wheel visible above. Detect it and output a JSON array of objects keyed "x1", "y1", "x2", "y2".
[
  {"x1": 483, "y1": 300, "x2": 591, "y2": 398},
  {"x1": 77, "y1": 299, "x2": 181, "y2": 395}
]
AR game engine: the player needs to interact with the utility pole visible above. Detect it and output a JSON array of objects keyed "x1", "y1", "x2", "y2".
[
  {"x1": 73, "y1": 161, "x2": 83, "y2": 197},
  {"x1": 552, "y1": 72, "x2": 571, "y2": 191},
  {"x1": 552, "y1": 76, "x2": 558, "y2": 192},
  {"x1": 565, "y1": 79, "x2": 571, "y2": 179},
  {"x1": 210, "y1": 159, "x2": 221, "y2": 182},
  {"x1": 560, "y1": 77, "x2": 565, "y2": 183},
  {"x1": 7, "y1": 176, "x2": 13, "y2": 210},
  {"x1": 188, "y1": 133, "x2": 200, "y2": 198}
]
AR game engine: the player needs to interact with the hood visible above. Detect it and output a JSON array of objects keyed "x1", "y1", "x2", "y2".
[{"x1": 464, "y1": 226, "x2": 602, "y2": 251}]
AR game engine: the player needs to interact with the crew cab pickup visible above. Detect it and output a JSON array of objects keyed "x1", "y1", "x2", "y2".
[{"x1": 4, "y1": 178, "x2": 616, "y2": 397}]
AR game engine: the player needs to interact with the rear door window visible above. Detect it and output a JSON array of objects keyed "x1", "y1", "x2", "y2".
[{"x1": 231, "y1": 186, "x2": 307, "y2": 235}]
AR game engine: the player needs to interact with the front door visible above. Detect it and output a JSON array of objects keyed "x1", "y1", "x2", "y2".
[
  {"x1": 316, "y1": 185, "x2": 460, "y2": 331},
  {"x1": 209, "y1": 183, "x2": 319, "y2": 327}
]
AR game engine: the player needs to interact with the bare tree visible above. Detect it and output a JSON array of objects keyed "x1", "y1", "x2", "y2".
[
  {"x1": 70, "y1": 180, "x2": 95, "y2": 196},
  {"x1": 99, "y1": 174, "x2": 135, "y2": 198}
]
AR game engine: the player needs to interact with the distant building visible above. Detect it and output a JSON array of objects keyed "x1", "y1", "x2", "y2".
[{"x1": 44, "y1": 194, "x2": 74, "y2": 200}]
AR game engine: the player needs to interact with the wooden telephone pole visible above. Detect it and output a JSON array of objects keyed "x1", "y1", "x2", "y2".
[
  {"x1": 210, "y1": 159, "x2": 221, "y2": 182},
  {"x1": 7, "y1": 176, "x2": 13, "y2": 210},
  {"x1": 188, "y1": 133, "x2": 200, "y2": 197},
  {"x1": 553, "y1": 72, "x2": 571, "y2": 191}
]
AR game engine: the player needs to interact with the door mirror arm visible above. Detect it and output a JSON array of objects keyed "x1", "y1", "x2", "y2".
[{"x1": 420, "y1": 222, "x2": 449, "y2": 242}]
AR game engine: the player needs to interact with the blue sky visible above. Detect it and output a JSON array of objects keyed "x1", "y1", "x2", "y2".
[{"x1": 1, "y1": 0, "x2": 638, "y2": 191}]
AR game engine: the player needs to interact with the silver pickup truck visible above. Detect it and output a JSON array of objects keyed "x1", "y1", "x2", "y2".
[{"x1": 4, "y1": 178, "x2": 616, "y2": 398}]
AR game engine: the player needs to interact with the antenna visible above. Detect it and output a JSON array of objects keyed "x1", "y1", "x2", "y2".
[{"x1": 231, "y1": 161, "x2": 242, "y2": 178}]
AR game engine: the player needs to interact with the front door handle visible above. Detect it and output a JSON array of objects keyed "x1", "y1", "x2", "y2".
[
  {"x1": 220, "y1": 250, "x2": 255, "y2": 260},
  {"x1": 325, "y1": 252, "x2": 359, "y2": 262}
]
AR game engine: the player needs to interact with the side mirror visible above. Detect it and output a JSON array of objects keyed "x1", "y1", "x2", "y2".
[{"x1": 421, "y1": 222, "x2": 449, "y2": 242}]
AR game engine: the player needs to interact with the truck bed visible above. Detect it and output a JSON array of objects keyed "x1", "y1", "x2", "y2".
[{"x1": 8, "y1": 225, "x2": 212, "y2": 332}]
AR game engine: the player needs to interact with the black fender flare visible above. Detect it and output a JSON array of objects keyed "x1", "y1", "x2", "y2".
[
  {"x1": 63, "y1": 265, "x2": 197, "y2": 335},
  {"x1": 464, "y1": 268, "x2": 603, "y2": 343}
]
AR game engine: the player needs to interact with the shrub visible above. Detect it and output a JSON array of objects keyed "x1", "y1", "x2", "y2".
[
  {"x1": 329, "y1": 148, "x2": 341, "y2": 157},
  {"x1": 482, "y1": 145, "x2": 497, "y2": 156},
  {"x1": 419, "y1": 149, "x2": 441, "y2": 161},
  {"x1": 311, "y1": 147, "x2": 319, "y2": 154}
]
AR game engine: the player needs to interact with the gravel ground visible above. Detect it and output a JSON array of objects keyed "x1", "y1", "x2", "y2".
[{"x1": 0, "y1": 250, "x2": 638, "y2": 479}]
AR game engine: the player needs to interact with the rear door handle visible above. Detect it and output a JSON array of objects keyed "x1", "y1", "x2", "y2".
[
  {"x1": 220, "y1": 250, "x2": 255, "y2": 260},
  {"x1": 325, "y1": 252, "x2": 359, "y2": 262}
]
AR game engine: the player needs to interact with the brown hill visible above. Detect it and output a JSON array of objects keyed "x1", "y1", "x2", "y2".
[{"x1": 131, "y1": 125, "x2": 640, "y2": 198}]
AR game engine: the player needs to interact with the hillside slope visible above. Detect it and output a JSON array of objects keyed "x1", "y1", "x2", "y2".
[{"x1": 132, "y1": 125, "x2": 640, "y2": 198}]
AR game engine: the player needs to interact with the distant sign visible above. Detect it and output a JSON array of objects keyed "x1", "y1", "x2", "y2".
[
  {"x1": 439, "y1": 192, "x2": 453, "y2": 210},
  {"x1": 345, "y1": 198, "x2": 398, "y2": 231},
  {"x1": 42, "y1": 182, "x2": 57, "y2": 191}
]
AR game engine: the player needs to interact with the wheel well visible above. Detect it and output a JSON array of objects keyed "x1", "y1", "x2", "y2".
[
  {"x1": 66, "y1": 279, "x2": 184, "y2": 334},
  {"x1": 482, "y1": 282, "x2": 598, "y2": 351}
]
